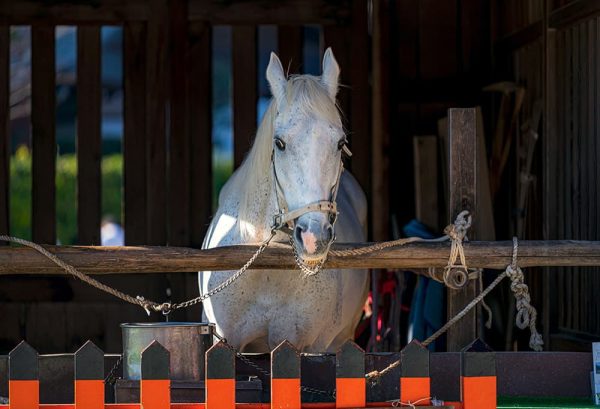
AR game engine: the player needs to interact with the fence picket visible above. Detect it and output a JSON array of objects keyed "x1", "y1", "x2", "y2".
[
  {"x1": 8, "y1": 341, "x2": 39, "y2": 409},
  {"x1": 141, "y1": 340, "x2": 171, "y2": 409},
  {"x1": 271, "y1": 340, "x2": 301, "y2": 409},
  {"x1": 335, "y1": 341, "x2": 365, "y2": 408},
  {"x1": 460, "y1": 339, "x2": 496, "y2": 409},
  {"x1": 399, "y1": 340, "x2": 430, "y2": 405},
  {"x1": 205, "y1": 340, "x2": 235, "y2": 409},
  {"x1": 74, "y1": 341, "x2": 104, "y2": 409}
]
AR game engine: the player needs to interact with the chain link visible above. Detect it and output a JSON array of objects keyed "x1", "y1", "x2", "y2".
[
  {"x1": 104, "y1": 355, "x2": 123, "y2": 386},
  {"x1": 213, "y1": 331, "x2": 335, "y2": 399}
]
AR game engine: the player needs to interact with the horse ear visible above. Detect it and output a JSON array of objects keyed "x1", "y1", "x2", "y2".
[
  {"x1": 266, "y1": 52, "x2": 287, "y2": 111},
  {"x1": 321, "y1": 47, "x2": 340, "y2": 99}
]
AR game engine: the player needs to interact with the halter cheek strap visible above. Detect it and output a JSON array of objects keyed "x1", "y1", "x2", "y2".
[{"x1": 271, "y1": 146, "x2": 350, "y2": 234}]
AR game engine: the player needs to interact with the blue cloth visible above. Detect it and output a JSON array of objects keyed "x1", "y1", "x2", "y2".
[{"x1": 404, "y1": 219, "x2": 445, "y2": 351}]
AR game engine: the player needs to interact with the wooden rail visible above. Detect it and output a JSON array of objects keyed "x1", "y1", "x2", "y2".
[{"x1": 0, "y1": 240, "x2": 599, "y2": 275}]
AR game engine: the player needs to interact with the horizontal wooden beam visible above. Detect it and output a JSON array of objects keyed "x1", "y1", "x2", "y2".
[
  {"x1": 188, "y1": 0, "x2": 351, "y2": 25},
  {"x1": 0, "y1": 0, "x2": 351, "y2": 25},
  {"x1": 0, "y1": 240, "x2": 599, "y2": 275},
  {"x1": 0, "y1": 1, "x2": 149, "y2": 24},
  {"x1": 549, "y1": 0, "x2": 600, "y2": 29},
  {"x1": 494, "y1": 20, "x2": 544, "y2": 54}
]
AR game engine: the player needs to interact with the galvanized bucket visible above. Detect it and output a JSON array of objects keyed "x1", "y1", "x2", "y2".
[{"x1": 120, "y1": 322, "x2": 215, "y2": 381}]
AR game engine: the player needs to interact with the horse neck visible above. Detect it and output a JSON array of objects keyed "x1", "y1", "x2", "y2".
[{"x1": 236, "y1": 159, "x2": 279, "y2": 242}]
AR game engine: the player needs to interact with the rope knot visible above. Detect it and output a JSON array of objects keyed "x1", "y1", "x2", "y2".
[
  {"x1": 443, "y1": 211, "x2": 472, "y2": 290},
  {"x1": 507, "y1": 237, "x2": 544, "y2": 351}
]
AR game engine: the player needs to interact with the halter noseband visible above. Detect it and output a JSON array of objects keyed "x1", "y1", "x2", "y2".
[{"x1": 271, "y1": 144, "x2": 351, "y2": 236}]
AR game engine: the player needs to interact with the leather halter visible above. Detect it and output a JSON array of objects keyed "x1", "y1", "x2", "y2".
[{"x1": 271, "y1": 144, "x2": 351, "y2": 236}]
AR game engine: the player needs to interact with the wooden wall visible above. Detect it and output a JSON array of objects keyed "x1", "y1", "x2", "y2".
[
  {"x1": 493, "y1": 0, "x2": 600, "y2": 349},
  {"x1": 386, "y1": 0, "x2": 491, "y2": 228}
]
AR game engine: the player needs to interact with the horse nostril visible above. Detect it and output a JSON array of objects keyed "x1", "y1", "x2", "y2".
[
  {"x1": 294, "y1": 225, "x2": 305, "y2": 243},
  {"x1": 326, "y1": 225, "x2": 334, "y2": 242}
]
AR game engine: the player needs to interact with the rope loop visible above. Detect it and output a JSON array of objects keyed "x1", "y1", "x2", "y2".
[{"x1": 442, "y1": 210, "x2": 472, "y2": 290}]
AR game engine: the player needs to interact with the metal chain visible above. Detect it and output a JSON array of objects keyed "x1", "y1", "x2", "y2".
[
  {"x1": 289, "y1": 235, "x2": 327, "y2": 276},
  {"x1": 213, "y1": 331, "x2": 335, "y2": 399},
  {"x1": 0, "y1": 231, "x2": 275, "y2": 316},
  {"x1": 163, "y1": 230, "x2": 277, "y2": 313},
  {"x1": 104, "y1": 354, "x2": 123, "y2": 386}
]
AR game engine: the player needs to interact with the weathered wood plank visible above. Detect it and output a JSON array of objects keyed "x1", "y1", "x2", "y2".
[
  {"x1": 188, "y1": 21, "x2": 212, "y2": 248},
  {"x1": 1, "y1": 240, "x2": 600, "y2": 275},
  {"x1": 446, "y1": 108, "x2": 477, "y2": 351},
  {"x1": 413, "y1": 136, "x2": 438, "y2": 230},
  {"x1": 348, "y1": 0, "x2": 370, "y2": 199},
  {"x1": 0, "y1": 1, "x2": 149, "y2": 24},
  {"x1": 0, "y1": 24, "x2": 8, "y2": 240},
  {"x1": 31, "y1": 25, "x2": 56, "y2": 244},
  {"x1": 0, "y1": 0, "x2": 352, "y2": 25},
  {"x1": 168, "y1": 0, "x2": 190, "y2": 247},
  {"x1": 549, "y1": 0, "x2": 600, "y2": 29},
  {"x1": 77, "y1": 26, "x2": 102, "y2": 245},
  {"x1": 188, "y1": 0, "x2": 352, "y2": 25},
  {"x1": 123, "y1": 22, "x2": 148, "y2": 245},
  {"x1": 370, "y1": 0, "x2": 390, "y2": 241},
  {"x1": 146, "y1": 0, "x2": 168, "y2": 245},
  {"x1": 277, "y1": 26, "x2": 303, "y2": 74},
  {"x1": 232, "y1": 25, "x2": 258, "y2": 168}
]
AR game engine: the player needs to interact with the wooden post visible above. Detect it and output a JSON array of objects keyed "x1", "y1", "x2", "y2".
[
  {"x1": 399, "y1": 340, "x2": 430, "y2": 405},
  {"x1": 77, "y1": 26, "x2": 102, "y2": 245},
  {"x1": 271, "y1": 340, "x2": 301, "y2": 409},
  {"x1": 232, "y1": 25, "x2": 258, "y2": 169},
  {"x1": 8, "y1": 341, "x2": 39, "y2": 409},
  {"x1": 141, "y1": 341, "x2": 170, "y2": 409},
  {"x1": 31, "y1": 26, "x2": 56, "y2": 244},
  {"x1": 74, "y1": 341, "x2": 104, "y2": 409},
  {"x1": 206, "y1": 340, "x2": 235, "y2": 409},
  {"x1": 0, "y1": 24, "x2": 9, "y2": 241},
  {"x1": 335, "y1": 341, "x2": 366, "y2": 408},
  {"x1": 446, "y1": 108, "x2": 478, "y2": 351},
  {"x1": 123, "y1": 21, "x2": 148, "y2": 245}
]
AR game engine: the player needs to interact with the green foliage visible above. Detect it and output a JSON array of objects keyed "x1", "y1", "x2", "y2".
[
  {"x1": 9, "y1": 149, "x2": 233, "y2": 245},
  {"x1": 9, "y1": 148, "x2": 123, "y2": 245}
]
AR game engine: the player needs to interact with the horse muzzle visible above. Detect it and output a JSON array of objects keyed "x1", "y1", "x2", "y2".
[{"x1": 292, "y1": 215, "x2": 335, "y2": 261}]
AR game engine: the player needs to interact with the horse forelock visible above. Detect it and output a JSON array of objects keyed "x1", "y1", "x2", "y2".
[{"x1": 234, "y1": 74, "x2": 342, "y2": 242}]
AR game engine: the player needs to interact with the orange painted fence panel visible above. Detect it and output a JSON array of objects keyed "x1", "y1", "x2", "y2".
[{"x1": 4, "y1": 338, "x2": 497, "y2": 408}]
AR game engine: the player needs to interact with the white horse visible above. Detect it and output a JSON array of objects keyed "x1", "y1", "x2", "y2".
[{"x1": 200, "y1": 48, "x2": 368, "y2": 352}]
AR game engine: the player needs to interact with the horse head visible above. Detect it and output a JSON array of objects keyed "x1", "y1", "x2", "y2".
[{"x1": 266, "y1": 48, "x2": 347, "y2": 265}]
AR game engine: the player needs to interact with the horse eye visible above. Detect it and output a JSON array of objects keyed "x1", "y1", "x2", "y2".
[
  {"x1": 274, "y1": 137, "x2": 286, "y2": 151},
  {"x1": 337, "y1": 138, "x2": 347, "y2": 150}
]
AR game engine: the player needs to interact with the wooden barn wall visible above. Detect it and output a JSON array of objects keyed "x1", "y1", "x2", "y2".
[
  {"x1": 0, "y1": 0, "x2": 372, "y2": 354},
  {"x1": 387, "y1": 0, "x2": 491, "y2": 229},
  {"x1": 495, "y1": 0, "x2": 600, "y2": 349},
  {"x1": 547, "y1": 17, "x2": 600, "y2": 347}
]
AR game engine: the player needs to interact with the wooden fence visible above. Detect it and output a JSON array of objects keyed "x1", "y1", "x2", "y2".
[
  {"x1": 3, "y1": 339, "x2": 496, "y2": 409},
  {"x1": 0, "y1": 0, "x2": 375, "y2": 351},
  {"x1": 0, "y1": 0, "x2": 374, "y2": 248}
]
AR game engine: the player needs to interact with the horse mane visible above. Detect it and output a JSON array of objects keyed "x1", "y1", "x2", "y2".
[{"x1": 228, "y1": 74, "x2": 342, "y2": 241}]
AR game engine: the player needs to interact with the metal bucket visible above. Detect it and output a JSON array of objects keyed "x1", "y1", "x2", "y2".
[{"x1": 121, "y1": 322, "x2": 215, "y2": 381}]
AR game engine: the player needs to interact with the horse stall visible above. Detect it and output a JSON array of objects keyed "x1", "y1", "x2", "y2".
[{"x1": 1, "y1": 0, "x2": 600, "y2": 408}]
